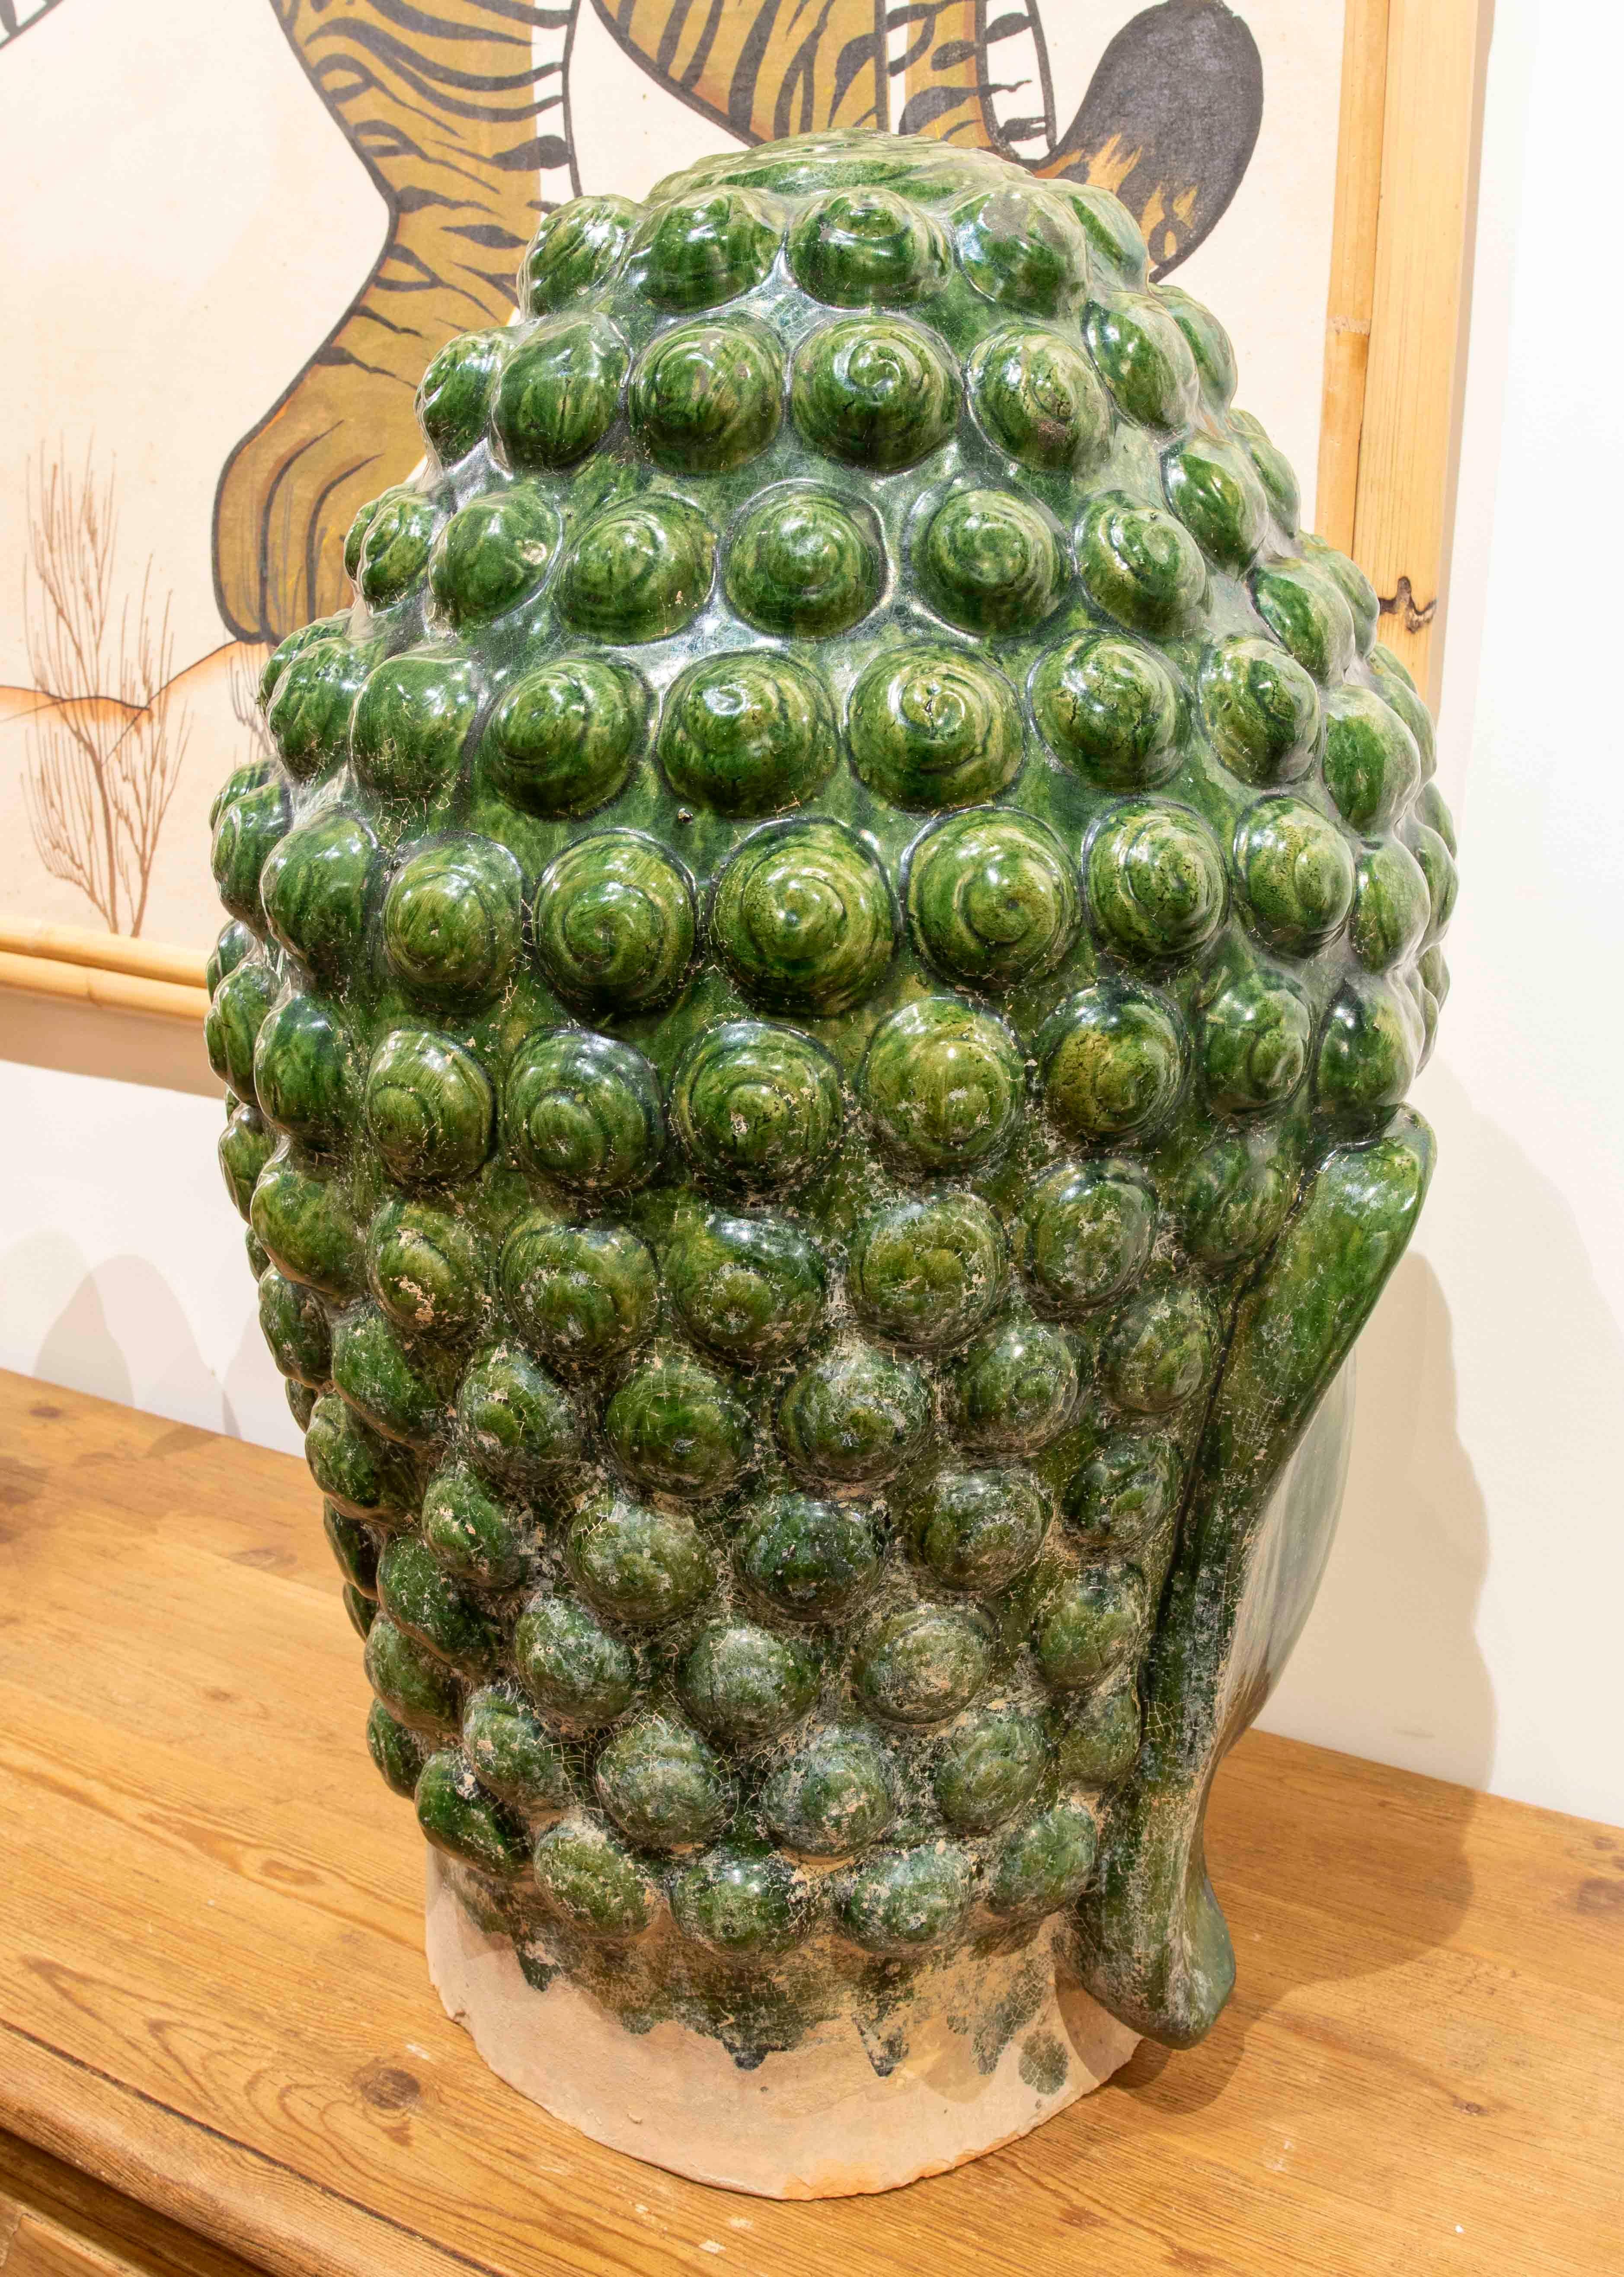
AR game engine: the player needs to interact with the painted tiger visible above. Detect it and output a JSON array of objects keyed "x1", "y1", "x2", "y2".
[
  {"x1": 211, "y1": 0, "x2": 581, "y2": 645},
  {"x1": 591, "y1": 0, "x2": 1259, "y2": 256},
  {"x1": 4, "y1": 0, "x2": 1264, "y2": 643},
  {"x1": 0, "y1": 0, "x2": 64, "y2": 46}
]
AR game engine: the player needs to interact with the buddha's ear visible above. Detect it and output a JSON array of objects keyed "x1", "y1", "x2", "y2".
[
  {"x1": 1072, "y1": 1109, "x2": 1435, "y2": 2047},
  {"x1": 1040, "y1": 0, "x2": 1265, "y2": 279}
]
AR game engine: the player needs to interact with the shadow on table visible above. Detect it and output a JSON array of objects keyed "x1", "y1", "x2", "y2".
[{"x1": 1112, "y1": 1770, "x2": 1484, "y2": 2116}]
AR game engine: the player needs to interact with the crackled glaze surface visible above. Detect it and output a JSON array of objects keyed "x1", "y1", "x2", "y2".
[{"x1": 208, "y1": 131, "x2": 1449, "y2": 2087}]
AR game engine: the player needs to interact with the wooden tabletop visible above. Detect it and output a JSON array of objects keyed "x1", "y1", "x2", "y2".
[{"x1": 0, "y1": 1372, "x2": 1618, "y2": 2277}]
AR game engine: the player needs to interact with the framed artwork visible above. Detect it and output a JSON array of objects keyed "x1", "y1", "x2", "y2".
[{"x1": 0, "y1": 0, "x2": 1481, "y2": 1020}]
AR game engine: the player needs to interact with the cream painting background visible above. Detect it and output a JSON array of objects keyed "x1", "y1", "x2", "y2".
[{"x1": 0, "y1": 0, "x2": 1343, "y2": 957}]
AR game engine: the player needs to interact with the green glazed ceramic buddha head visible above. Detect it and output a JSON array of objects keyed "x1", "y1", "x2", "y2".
[{"x1": 208, "y1": 128, "x2": 1449, "y2": 2189}]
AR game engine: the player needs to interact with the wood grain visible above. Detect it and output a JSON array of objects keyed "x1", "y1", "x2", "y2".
[
  {"x1": 0, "y1": 2133, "x2": 250, "y2": 2277},
  {"x1": 1, "y1": 2204, "x2": 142, "y2": 2277},
  {"x1": 0, "y1": 950, "x2": 207, "y2": 1023},
  {"x1": 1317, "y1": 0, "x2": 1390, "y2": 555},
  {"x1": 1352, "y1": 0, "x2": 1487, "y2": 701},
  {"x1": 0, "y1": 923, "x2": 206, "y2": 992},
  {"x1": 1, "y1": 1371, "x2": 1619, "y2": 2277}
]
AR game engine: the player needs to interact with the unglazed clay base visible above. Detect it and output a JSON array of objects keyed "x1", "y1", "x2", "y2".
[{"x1": 425, "y1": 1854, "x2": 1139, "y2": 2197}]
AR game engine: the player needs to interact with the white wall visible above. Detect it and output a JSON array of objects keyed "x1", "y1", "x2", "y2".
[
  {"x1": 4, "y1": 0, "x2": 1622, "y2": 1825},
  {"x1": 0, "y1": 1014, "x2": 301, "y2": 1457},
  {"x1": 1258, "y1": 0, "x2": 1624, "y2": 1824}
]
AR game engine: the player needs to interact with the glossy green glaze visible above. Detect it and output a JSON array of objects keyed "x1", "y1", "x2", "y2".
[
  {"x1": 790, "y1": 315, "x2": 959, "y2": 471},
  {"x1": 492, "y1": 316, "x2": 629, "y2": 472},
  {"x1": 594, "y1": 1711, "x2": 733, "y2": 1848},
  {"x1": 500, "y1": 1218, "x2": 659, "y2": 1371},
  {"x1": 630, "y1": 318, "x2": 784, "y2": 474},
  {"x1": 514, "y1": 1593, "x2": 636, "y2": 1729},
  {"x1": 1016, "y1": 1159, "x2": 1156, "y2": 1315},
  {"x1": 671, "y1": 1021, "x2": 844, "y2": 1191},
  {"x1": 461, "y1": 1685, "x2": 577, "y2": 1815},
  {"x1": 854, "y1": 1602, "x2": 993, "y2": 1726},
  {"x1": 657, "y1": 650, "x2": 836, "y2": 816},
  {"x1": 533, "y1": 1814, "x2": 657, "y2": 1937},
  {"x1": 505, "y1": 1030, "x2": 664, "y2": 1195},
  {"x1": 666, "y1": 1209, "x2": 827, "y2": 1365},
  {"x1": 520, "y1": 196, "x2": 637, "y2": 316},
  {"x1": 533, "y1": 831, "x2": 695, "y2": 1009},
  {"x1": 211, "y1": 128, "x2": 1450, "y2": 2069},
  {"x1": 761, "y1": 1725, "x2": 895, "y2": 1854},
  {"x1": 908, "y1": 807, "x2": 1077, "y2": 993},
  {"x1": 786, "y1": 186, "x2": 950, "y2": 308},
  {"x1": 849, "y1": 1191, "x2": 1005, "y2": 1350},
  {"x1": 723, "y1": 484, "x2": 885, "y2": 637},
  {"x1": 1032, "y1": 631, "x2": 1181, "y2": 791},
  {"x1": 557, "y1": 495, "x2": 716, "y2": 643},
  {"x1": 967, "y1": 326, "x2": 1109, "y2": 472},
  {"x1": 480, "y1": 659, "x2": 645, "y2": 819},
  {"x1": 834, "y1": 1839, "x2": 974, "y2": 1954},
  {"x1": 933, "y1": 1702, "x2": 1047, "y2": 1830},
  {"x1": 422, "y1": 1462, "x2": 526, "y2": 1589},
  {"x1": 679, "y1": 1620, "x2": 821, "y2": 1745},
  {"x1": 848, "y1": 643, "x2": 1022, "y2": 809},
  {"x1": 946, "y1": 1318, "x2": 1083, "y2": 1454},
  {"x1": 429, "y1": 487, "x2": 560, "y2": 629},
  {"x1": 860, "y1": 996, "x2": 1024, "y2": 1169},
  {"x1": 1039, "y1": 983, "x2": 1188, "y2": 1142},
  {"x1": 737, "y1": 1491, "x2": 882, "y2": 1621},
  {"x1": 916, "y1": 486, "x2": 1066, "y2": 634},
  {"x1": 416, "y1": 329, "x2": 513, "y2": 467},
  {"x1": 454, "y1": 1345, "x2": 578, "y2": 1483},
  {"x1": 1084, "y1": 296, "x2": 1199, "y2": 430},
  {"x1": 600, "y1": 1355, "x2": 751, "y2": 1503},
  {"x1": 711, "y1": 818, "x2": 895, "y2": 1012},
  {"x1": 261, "y1": 808, "x2": 378, "y2": 980},
  {"x1": 669, "y1": 1844, "x2": 811, "y2": 1959},
  {"x1": 905, "y1": 1463, "x2": 1051, "y2": 1591}
]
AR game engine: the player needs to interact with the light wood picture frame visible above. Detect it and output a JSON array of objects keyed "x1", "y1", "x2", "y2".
[
  {"x1": 1317, "y1": 0, "x2": 1487, "y2": 707},
  {"x1": 0, "y1": 0, "x2": 1484, "y2": 1025}
]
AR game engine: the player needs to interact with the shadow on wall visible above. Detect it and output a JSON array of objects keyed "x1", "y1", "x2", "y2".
[
  {"x1": 225, "y1": 1297, "x2": 305, "y2": 1457},
  {"x1": 19, "y1": 1234, "x2": 238, "y2": 1441},
  {"x1": 1259, "y1": 1248, "x2": 1496, "y2": 1795},
  {"x1": 1409, "y1": 1055, "x2": 1624, "y2": 1817},
  {"x1": 32, "y1": 1255, "x2": 132, "y2": 1411},
  {"x1": 12, "y1": 1234, "x2": 304, "y2": 1458}
]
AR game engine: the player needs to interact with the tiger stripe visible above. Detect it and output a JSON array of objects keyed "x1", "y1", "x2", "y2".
[
  {"x1": 213, "y1": 0, "x2": 580, "y2": 643},
  {"x1": 595, "y1": 0, "x2": 888, "y2": 144}
]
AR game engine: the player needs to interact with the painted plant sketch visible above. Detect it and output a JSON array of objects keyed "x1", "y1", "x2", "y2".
[
  {"x1": 21, "y1": 448, "x2": 191, "y2": 939},
  {"x1": 0, "y1": 0, "x2": 1344, "y2": 961}
]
